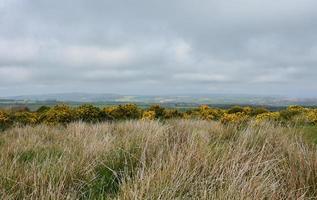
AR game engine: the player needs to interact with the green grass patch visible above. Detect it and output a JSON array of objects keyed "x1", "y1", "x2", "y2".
[
  {"x1": 301, "y1": 125, "x2": 317, "y2": 144},
  {"x1": 80, "y1": 147, "x2": 141, "y2": 199},
  {"x1": 16, "y1": 147, "x2": 63, "y2": 164}
]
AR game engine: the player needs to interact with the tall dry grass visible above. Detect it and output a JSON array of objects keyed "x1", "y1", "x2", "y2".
[{"x1": 0, "y1": 120, "x2": 316, "y2": 199}]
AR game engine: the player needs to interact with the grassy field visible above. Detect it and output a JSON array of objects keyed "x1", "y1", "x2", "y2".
[{"x1": 1, "y1": 120, "x2": 317, "y2": 199}]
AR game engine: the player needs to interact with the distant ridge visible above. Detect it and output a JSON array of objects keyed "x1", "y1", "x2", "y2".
[
  {"x1": 1, "y1": 93, "x2": 317, "y2": 107},
  {"x1": 4, "y1": 93, "x2": 122, "y2": 102}
]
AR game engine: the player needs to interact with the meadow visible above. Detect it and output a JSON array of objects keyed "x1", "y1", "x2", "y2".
[{"x1": 1, "y1": 104, "x2": 317, "y2": 199}]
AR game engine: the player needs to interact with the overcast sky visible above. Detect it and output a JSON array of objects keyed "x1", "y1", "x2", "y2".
[{"x1": 1, "y1": 0, "x2": 317, "y2": 97}]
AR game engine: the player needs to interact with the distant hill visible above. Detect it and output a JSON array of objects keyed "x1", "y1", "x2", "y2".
[
  {"x1": 4, "y1": 93, "x2": 122, "y2": 102},
  {"x1": 1, "y1": 93, "x2": 317, "y2": 107}
]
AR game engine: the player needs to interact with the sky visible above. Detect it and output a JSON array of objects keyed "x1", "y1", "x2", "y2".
[{"x1": 0, "y1": 0, "x2": 317, "y2": 97}]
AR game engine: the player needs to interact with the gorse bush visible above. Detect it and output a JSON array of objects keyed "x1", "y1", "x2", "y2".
[
  {"x1": 0, "y1": 110, "x2": 11, "y2": 130},
  {"x1": 36, "y1": 105, "x2": 51, "y2": 113},
  {"x1": 307, "y1": 109, "x2": 317, "y2": 125},
  {"x1": 0, "y1": 104, "x2": 317, "y2": 130},
  {"x1": 163, "y1": 109, "x2": 183, "y2": 119},
  {"x1": 103, "y1": 104, "x2": 141, "y2": 120},
  {"x1": 40, "y1": 104, "x2": 76, "y2": 125},
  {"x1": 147, "y1": 104, "x2": 165, "y2": 119},
  {"x1": 255, "y1": 112, "x2": 280, "y2": 123},
  {"x1": 221, "y1": 112, "x2": 249, "y2": 124},
  {"x1": 142, "y1": 110, "x2": 156, "y2": 120},
  {"x1": 227, "y1": 106, "x2": 244, "y2": 114},
  {"x1": 76, "y1": 104, "x2": 103, "y2": 123},
  {"x1": 11, "y1": 111, "x2": 39, "y2": 126}
]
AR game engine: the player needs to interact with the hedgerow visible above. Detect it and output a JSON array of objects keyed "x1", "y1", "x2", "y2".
[{"x1": 0, "y1": 104, "x2": 316, "y2": 130}]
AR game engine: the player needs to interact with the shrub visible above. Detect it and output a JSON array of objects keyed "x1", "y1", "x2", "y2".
[
  {"x1": 221, "y1": 112, "x2": 249, "y2": 124},
  {"x1": 255, "y1": 112, "x2": 280, "y2": 124},
  {"x1": 307, "y1": 110, "x2": 317, "y2": 125},
  {"x1": 148, "y1": 105, "x2": 165, "y2": 119},
  {"x1": 40, "y1": 104, "x2": 76, "y2": 125},
  {"x1": 76, "y1": 104, "x2": 103, "y2": 123},
  {"x1": 287, "y1": 105, "x2": 306, "y2": 113},
  {"x1": 251, "y1": 107, "x2": 269, "y2": 116},
  {"x1": 227, "y1": 106, "x2": 244, "y2": 114},
  {"x1": 242, "y1": 106, "x2": 253, "y2": 115},
  {"x1": 103, "y1": 104, "x2": 141, "y2": 120},
  {"x1": 0, "y1": 110, "x2": 11, "y2": 130},
  {"x1": 36, "y1": 106, "x2": 51, "y2": 113},
  {"x1": 183, "y1": 109, "x2": 200, "y2": 119},
  {"x1": 279, "y1": 109, "x2": 301, "y2": 121},
  {"x1": 198, "y1": 105, "x2": 223, "y2": 120},
  {"x1": 11, "y1": 112, "x2": 39, "y2": 126},
  {"x1": 163, "y1": 109, "x2": 183, "y2": 119},
  {"x1": 142, "y1": 111, "x2": 156, "y2": 120}
]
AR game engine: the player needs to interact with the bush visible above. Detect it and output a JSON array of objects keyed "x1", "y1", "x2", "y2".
[
  {"x1": 251, "y1": 107, "x2": 269, "y2": 116},
  {"x1": 76, "y1": 104, "x2": 103, "y2": 123},
  {"x1": 0, "y1": 110, "x2": 11, "y2": 130},
  {"x1": 40, "y1": 104, "x2": 76, "y2": 125},
  {"x1": 103, "y1": 104, "x2": 141, "y2": 120},
  {"x1": 148, "y1": 105, "x2": 165, "y2": 119},
  {"x1": 36, "y1": 106, "x2": 51, "y2": 113},
  {"x1": 198, "y1": 105, "x2": 223, "y2": 120},
  {"x1": 11, "y1": 112, "x2": 39, "y2": 126},
  {"x1": 221, "y1": 112, "x2": 249, "y2": 124},
  {"x1": 163, "y1": 109, "x2": 183, "y2": 119},
  {"x1": 255, "y1": 112, "x2": 280, "y2": 123},
  {"x1": 142, "y1": 111, "x2": 156, "y2": 120},
  {"x1": 287, "y1": 105, "x2": 306, "y2": 113},
  {"x1": 227, "y1": 106, "x2": 244, "y2": 114},
  {"x1": 279, "y1": 110, "x2": 300, "y2": 121},
  {"x1": 307, "y1": 110, "x2": 317, "y2": 125}
]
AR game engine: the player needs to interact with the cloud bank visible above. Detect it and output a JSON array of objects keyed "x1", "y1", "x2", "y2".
[{"x1": 0, "y1": 0, "x2": 317, "y2": 97}]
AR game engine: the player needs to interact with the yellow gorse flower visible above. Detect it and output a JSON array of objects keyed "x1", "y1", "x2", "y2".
[{"x1": 142, "y1": 111, "x2": 156, "y2": 120}]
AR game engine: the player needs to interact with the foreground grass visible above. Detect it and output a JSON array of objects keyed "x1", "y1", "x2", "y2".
[{"x1": 0, "y1": 120, "x2": 317, "y2": 199}]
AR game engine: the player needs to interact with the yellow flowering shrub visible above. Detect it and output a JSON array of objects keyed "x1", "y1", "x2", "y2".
[
  {"x1": 221, "y1": 112, "x2": 249, "y2": 124},
  {"x1": 163, "y1": 109, "x2": 183, "y2": 119},
  {"x1": 12, "y1": 112, "x2": 39, "y2": 126},
  {"x1": 103, "y1": 104, "x2": 141, "y2": 120},
  {"x1": 76, "y1": 104, "x2": 102, "y2": 123},
  {"x1": 142, "y1": 111, "x2": 156, "y2": 120},
  {"x1": 242, "y1": 107, "x2": 253, "y2": 115},
  {"x1": 182, "y1": 112, "x2": 194, "y2": 119},
  {"x1": 307, "y1": 110, "x2": 317, "y2": 125},
  {"x1": 287, "y1": 105, "x2": 307, "y2": 113},
  {"x1": 40, "y1": 104, "x2": 76, "y2": 125},
  {"x1": 227, "y1": 106, "x2": 244, "y2": 114},
  {"x1": 0, "y1": 110, "x2": 11, "y2": 129},
  {"x1": 148, "y1": 105, "x2": 165, "y2": 119},
  {"x1": 255, "y1": 112, "x2": 280, "y2": 123},
  {"x1": 199, "y1": 105, "x2": 223, "y2": 120}
]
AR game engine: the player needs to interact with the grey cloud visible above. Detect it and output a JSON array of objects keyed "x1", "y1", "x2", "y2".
[{"x1": 0, "y1": 0, "x2": 316, "y2": 97}]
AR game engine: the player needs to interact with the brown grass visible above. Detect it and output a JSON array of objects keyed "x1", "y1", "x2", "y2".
[{"x1": 0, "y1": 120, "x2": 317, "y2": 199}]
